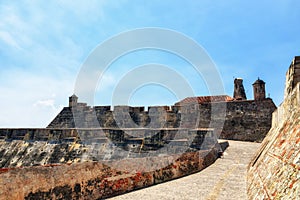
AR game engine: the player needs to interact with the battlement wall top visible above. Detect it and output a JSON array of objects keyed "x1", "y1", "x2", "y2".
[
  {"x1": 272, "y1": 82, "x2": 300, "y2": 128},
  {"x1": 148, "y1": 106, "x2": 170, "y2": 112},
  {"x1": 113, "y1": 106, "x2": 146, "y2": 113},
  {"x1": 93, "y1": 105, "x2": 176, "y2": 113},
  {"x1": 285, "y1": 56, "x2": 300, "y2": 98},
  {"x1": 94, "y1": 106, "x2": 111, "y2": 112},
  {"x1": 292, "y1": 55, "x2": 300, "y2": 64}
]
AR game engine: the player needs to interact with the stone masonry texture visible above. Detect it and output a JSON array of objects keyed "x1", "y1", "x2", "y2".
[
  {"x1": 47, "y1": 98, "x2": 276, "y2": 142},
  {"x1": 0, "y1": 128, "x2": 216, "y2": 168},
  {"x1": 247, "y1": 58, "x2": 300, "y2": 199},
  {"x1": 109, "y1": 140, "x2": 261, "y2": 200},
  {"x1": 47, "y1": 76, "x2": 277, "y2": 143},
  {"x1": 0, "y1": 146, "x2": 219, "y2": 200}
]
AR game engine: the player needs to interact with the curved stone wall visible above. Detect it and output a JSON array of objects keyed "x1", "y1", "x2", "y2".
[{"x1": 0, "y1": 146, "x2": 219, "y2": 200}]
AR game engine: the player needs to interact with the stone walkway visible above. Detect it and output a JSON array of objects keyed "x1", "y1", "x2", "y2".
[{"x1": 109, "y1": 140, "x2": 261, "y2": 200}]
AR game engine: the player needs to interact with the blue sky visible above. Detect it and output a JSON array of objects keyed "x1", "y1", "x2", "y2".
[{"x1": 0, "y1": 0, "x2": 300, "y2": 127}]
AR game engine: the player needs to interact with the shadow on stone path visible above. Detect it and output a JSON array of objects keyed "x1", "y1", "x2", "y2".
[{"x1": 108, "y1": 140, "x2": 261, "y2": 200}]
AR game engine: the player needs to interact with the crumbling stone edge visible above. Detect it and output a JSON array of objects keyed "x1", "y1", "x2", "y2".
[{"x1": 0, "y1": 144, "x2": 221, "y2": 200}]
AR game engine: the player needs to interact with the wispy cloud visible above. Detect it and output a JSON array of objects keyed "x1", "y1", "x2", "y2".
[
  {"x1": 34, "y1": 99, "x2": 57, "y2": 110},
  {"x1": 97, "y1": 73, "x2": 117, "y2": 92},
  {"x1": 0, "y1": 31, "x2": 21, "y2": 50},
  {"x1": 0, "y1": 1, "x2": 119, "y2": 127},
  {"x1": 0, "y1": 68, "x2": 73, "y2": 127}
]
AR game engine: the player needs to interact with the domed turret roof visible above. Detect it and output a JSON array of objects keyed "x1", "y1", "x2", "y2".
[
  {"x1": 253, "y1": 78, "x2": 265, "y2": 85},
  {"x1": 70, "y1": 94, "x2": 78, "y2": 98}
]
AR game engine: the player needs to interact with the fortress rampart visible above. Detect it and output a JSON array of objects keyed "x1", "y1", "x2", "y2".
[
  {"x1": 47, "y1": 92, "x2": 276, "y2": 142},
  {"x1": 247, "y1": 57, "x2": 300, "y2": 199},
  {"x1": 0, "y1": 127, "x2": 221, "y2": 199},
  {"x1": 0, "y1": 128, "x2": 216, "y2": 169}
]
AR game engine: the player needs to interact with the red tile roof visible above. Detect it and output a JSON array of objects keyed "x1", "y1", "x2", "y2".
[{"x1": 176, "y1": 95, "x2": 233, "y2": 105}]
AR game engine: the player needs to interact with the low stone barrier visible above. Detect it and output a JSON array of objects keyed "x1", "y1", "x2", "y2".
[{"x1": 0, "y1": 145, "x2": 219, "y2": 200}]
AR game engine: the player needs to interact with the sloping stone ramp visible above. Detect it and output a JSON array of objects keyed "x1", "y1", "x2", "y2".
[{"x1": 109, "y1": 140, "x2": 261, "y2": 200}]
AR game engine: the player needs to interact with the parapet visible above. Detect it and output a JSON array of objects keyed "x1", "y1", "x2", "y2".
[
  {"x1": 94, "y1": 106, "x2": 111, "y2": 113},
  {"x1": 113, "y1": 106, "x2": 145, "y2": 113},
  {"x1": 0, "y1": 128, "x2": 220, "y2": 199},
  {"x1": 148, "y1": 106, "x2": 170, "y2": 113},
  {"x1": 272, "y1": 82, "x2": 300, "y2": 127},
  {"x1": 284, "y1": 56, "x2": 300, "y2": 98}
]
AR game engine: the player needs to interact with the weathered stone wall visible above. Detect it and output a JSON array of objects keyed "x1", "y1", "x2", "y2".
[
  {"x1": 221, "y1": 99, "x2": 276, "y2": 142},
  {"x1": 284, "y1": 56, "x2": 300, "y2": 98},
  {"x1": 247, "y1": 83, "x2": 300, "y2": 199},
  {"x1": 0, "y1": 148, "x2": 219, "y2": 200},
  {"x1": 233, "y1": 78, "x2": 247, "y2": 100},
  {"x1": 0, "y1": 129, "x2": 219, "y2": 200},
  {"x1": 0, "y1": 125, "x2": 221, "y2": 199},
  {"x1": 47, "y1": 105, "x2": 181, "y2": 129},
  {"x1": 0, "y1": 128, "x2": 215, "y2": 169},
  {"x1": 47, "y1": 99, "x2": 276, "y2": 142}
]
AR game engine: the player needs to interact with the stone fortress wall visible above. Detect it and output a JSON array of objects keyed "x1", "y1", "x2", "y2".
[
  {"x1": 0, "y1": 127, "x2": 221, "y2": 199},
  {"x1": 0, "y1": 144, "x2": 220, "y2": 200},
  {"x1": 247, "y1": 56, "x2": 300, "y2": 199},
  {"x1": 0, "y1": 128, "x2": 216, "y2": 169},
  {"x1": 0, "y1": 75, "x2": 277, "y2": 169},
  {"x1": 47, "y1": 77, "x2": 276, "y2": 142},
  {"x1": 0, "y1": 109, "x2": 221, "y2": 198}
]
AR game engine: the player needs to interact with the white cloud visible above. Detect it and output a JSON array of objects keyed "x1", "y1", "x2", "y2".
[
  {"x1": 0, "y1": 1, "x2": 122, "y2": 127},
  {"x1": 56, "y1": 0, "x2": 108, "y2": 21},
  {"x1": 97, "y1": 73, "x2": 116, "y2": 92},
  {"x1": 0, "y1": 68, "x2": 73, "y2": 127},
  {"x1": 34, "y1": 99, "x2": 56, "y2": 110},
  {"x1": 0, "y1": 31, "x2": 21, "y2": 50}
]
